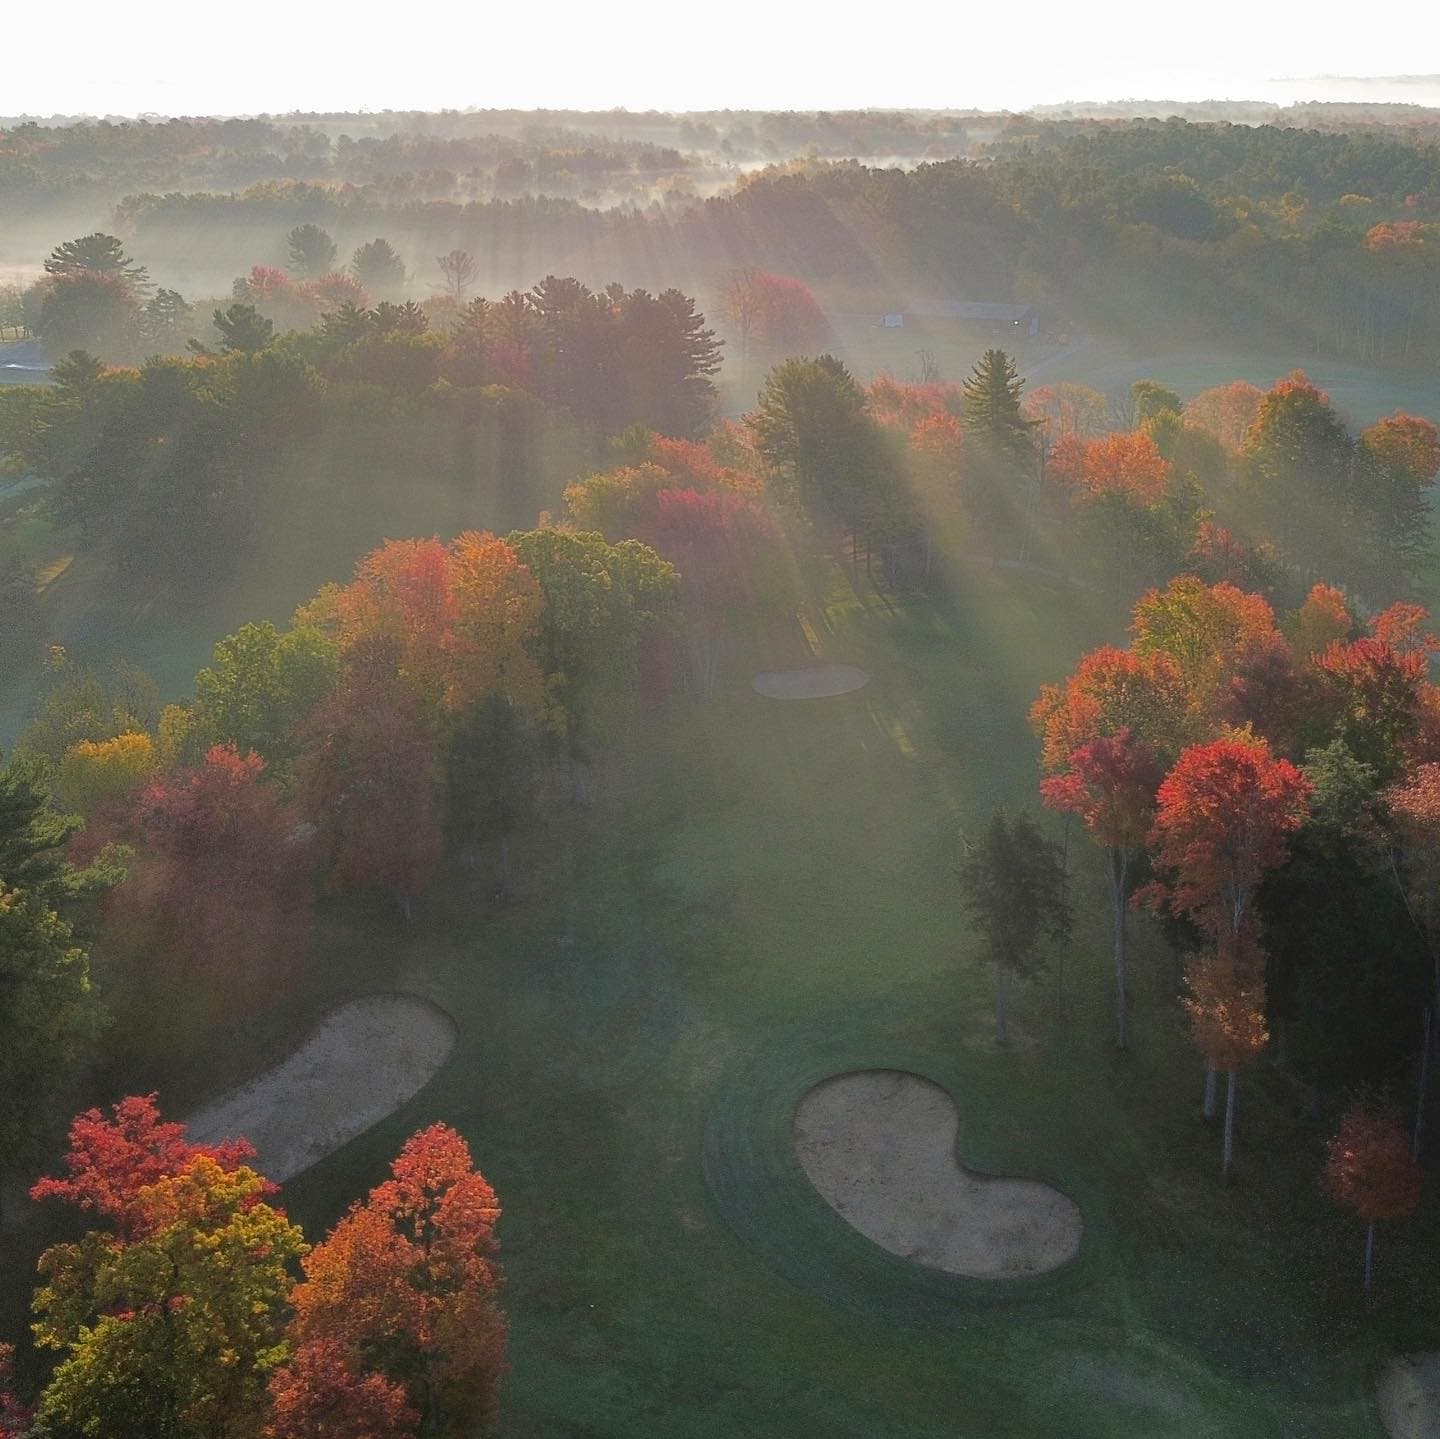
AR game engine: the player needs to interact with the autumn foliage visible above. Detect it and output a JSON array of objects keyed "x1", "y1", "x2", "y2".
[
  {"x1": 30, "y1": 1092, "x2": 265, "y2": 1239},
  {"x1": 28, "y1": 1099, "x2": 304, "y2": 1436},
  {"x1": 99, "y1": 744, "x2": 313, "y2": 1031},
  {"x1": 1326, "y1": 1107, "x2": 1422, "y2": 1224},
  {"x1": 277, "y1": 1124, "x2": 506, "y2": 1436},
  {"x1": 1049, "y1": 430, "x2": 1170, "y2": 505},
  {"x1": 1148, "y1": 733, "x2": 1311, "y2": 940}
]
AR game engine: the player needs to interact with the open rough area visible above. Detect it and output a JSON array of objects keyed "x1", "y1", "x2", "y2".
[
  {"x1": 185, "y1": 994, "x2": 457, "y2": 1182},
  {"x1": 792, "y1": 1069, "x2": 1082, "y2": 1277}
]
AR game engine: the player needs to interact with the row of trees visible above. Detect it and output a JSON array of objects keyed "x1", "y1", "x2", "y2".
[
  {"x1": 0, "y1": 1098, "x2": 505, "y2": 1437},
  {"x1": 1, "y1": 243, "x2": 726, "y2": 589},
  {"x1": 1027, "y1": 574, "x2": 1440, "y2": 1194}
]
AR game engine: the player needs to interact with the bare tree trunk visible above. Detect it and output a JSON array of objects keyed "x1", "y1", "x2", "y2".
[
  {"x1": 1202, "y1": 1062, "x2": 1218, "y2": 1118},
  {"x1": 1364, "y1": 1220, "x2": 1376, "y2": 1298},
  {"x1": 1415, "y1": 1006, "x2": 1433, "y2": 1161},
  {"x1": 995, "y1": 963, "x2": 1011, "y2": 1047},
  {"x1": 397, "y1": 892, "x2": 412, "y2": 923},
  {"x1": 1109, "y1": 848, "x2": 1128, "y2": 1050},
  {"x1": 1222, "y1": 1069, "x2": 1237, "y2": 1180}
]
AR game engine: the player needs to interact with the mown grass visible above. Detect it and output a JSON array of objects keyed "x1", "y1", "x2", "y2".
[{"x1": 4, "y1": 556, "x2": 1437, "y2": 1435}]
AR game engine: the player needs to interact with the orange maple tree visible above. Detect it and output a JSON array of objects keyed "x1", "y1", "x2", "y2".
[
  {"x1": 265, "y1": 1338, "x2": 417, "y2": 1439},
  {"x1": 1292, "y1": 583, "x2": 1353, "y2": 657},
  {"x1": 276, "y1": 1124, "x2": 507, "y2": 1436},
  {"x1": 1049, "y1": 430, "x2": 1170, "y2": 505}
]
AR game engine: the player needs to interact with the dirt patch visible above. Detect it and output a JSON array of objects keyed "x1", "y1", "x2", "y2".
[
  {"x1": 186, "y1": 994, "x2": 456, "y2": 1182},
  {"x1": 792, "y1": 1069, "x2": 1081, "y2": 1278},
  {"x1": 1378, "y1": 1354, "x2": 1440, "y2": 1438},
  {"x1": 752, "y1": 665, "x2": 870, "y2": 700}
]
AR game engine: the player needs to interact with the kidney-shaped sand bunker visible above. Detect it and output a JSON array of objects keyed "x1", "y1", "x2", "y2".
[
  {"x1": 752, "y1": 665, "x2": 870, "y2": 700},
  {"x1": 793, "y1": 1069, "x2": 1082, "y2": 1278},
  {"x1": 187, "y1": 994, "x2": 456, "y2": 1182}
]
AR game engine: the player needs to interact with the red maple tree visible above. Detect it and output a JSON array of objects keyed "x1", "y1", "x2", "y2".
[
  {"x1": 30, "y1": 1092, "x2": 264, "y2": 1239},
  {"x1": 1325, "y1": 1106, "x2": 1422, "y2": 1294},
  {"x1": 1148, "y1": 733, "x2": 1312, "y2": 942},
  {"x1": 1041, "y1": 728, "x2": 1164, "y2": 1048},
  {"x1": 100, "y1": 744, "x2": 313, "y2": 1036}
]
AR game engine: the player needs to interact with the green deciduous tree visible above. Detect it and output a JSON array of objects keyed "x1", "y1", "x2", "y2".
[
  {"x1": 31, "y1": 1151, "x2": 304, "y2": 1437},
  {"x1": 0, "y1": 887, "x2": 104, "y2": 1222},
  {"x1": 192, "y1": 622, "x2": 340, "y2": 770}
]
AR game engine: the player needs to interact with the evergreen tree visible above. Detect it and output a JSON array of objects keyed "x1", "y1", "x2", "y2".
[
  {"x1": 351, "y1": 237, "x2": 406, "y2": 297},
  {"x1": 208, "y1": 302, "x2": 274, "y2": 354},
  {"x1": 44, "y1": 233, "x2": 150, "y2": 292},
  {"x1": 287, "y1": 224, "x2": 338, "y2": 277},
  {"x1": 960, "y1": 348, "x2": 1037, "y2": 549},
  {"x1": 957, "y1": 810, "x2": 1071, "y2": 1044}
]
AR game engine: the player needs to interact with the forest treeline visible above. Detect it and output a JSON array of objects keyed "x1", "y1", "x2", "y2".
[
  {"x1": 83, "y1": 121, "x2": 1440, "y2": 364},
  {"x1": 11, "y1": 117, "x2": 1440, "y2": 363}
]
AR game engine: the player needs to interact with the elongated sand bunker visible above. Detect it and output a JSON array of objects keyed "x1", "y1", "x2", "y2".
[
  {"x1": 752, "y1": 665, "x2": 870, "y2": 700},
  {"x1": 793, "y1": 1070, "x2": 1082, "y2": 1277},
  {"x1": 1379, "y1": 1354, "x2": 1440, "y2": 1439},
  {"x1": 187, "y1": 995, "x2": 456, "y2": 1182}
]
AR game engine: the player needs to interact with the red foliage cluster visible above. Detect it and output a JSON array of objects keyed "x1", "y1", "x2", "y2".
[
  {"x1": 1326, "y1": 1107, "x2": 1422, "y2": 1222},
  {"x1": 101, "y1": 744, "x2": 313, "y2": 1022},
  {"x1": 30, "y1": 1093, "x2": 264, "y2": 1240},
  {"x1": 1149, "y1": 733, "x2": 1311, "y2": 940}
]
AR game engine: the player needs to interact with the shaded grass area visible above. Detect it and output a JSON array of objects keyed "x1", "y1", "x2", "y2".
[{"x1": 5, "y1": 562, "x2": 1437, "y2": 1435}]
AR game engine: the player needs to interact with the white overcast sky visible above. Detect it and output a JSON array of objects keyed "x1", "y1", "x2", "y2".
[{"x1": 4, "y1": 0, "x2": 1433, "y2": 117}]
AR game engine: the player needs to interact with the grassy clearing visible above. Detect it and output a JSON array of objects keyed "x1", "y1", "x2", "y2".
[
  {"x1": 5, "y1": 559, "x2": 1427, "y2": 1434},
  {"x1": 1019, "y1": 341, "x2": 1440, "y2": 428}
]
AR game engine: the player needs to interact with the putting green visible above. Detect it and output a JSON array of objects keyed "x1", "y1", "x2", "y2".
[{"x1": 752, "y1": 665, "x2": 870, "y2": 699}]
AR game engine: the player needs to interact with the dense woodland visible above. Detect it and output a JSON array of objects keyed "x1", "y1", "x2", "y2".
[{"x1": 4, "y1": 105, "x2": 1440, "y2": 1437}]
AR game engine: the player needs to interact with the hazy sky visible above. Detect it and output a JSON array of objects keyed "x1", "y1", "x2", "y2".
[{"x1": 5, "y1": 0, "x2": 1435, "y2": 117}]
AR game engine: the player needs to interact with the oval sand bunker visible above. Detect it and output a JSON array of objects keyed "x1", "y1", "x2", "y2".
[
  {"x1": 752, "y1": 665, "x2": 870, "y2": 700},
  {"x1": 1378, "y1": 1354, "x2": 1440, "y2": 1439},
  {"x1": 187, "y1": 995, "x2": 456, "y2": 1182},
  {"x1": 792, "y1": 1069, "x2": 1082, "y2": 1277}
]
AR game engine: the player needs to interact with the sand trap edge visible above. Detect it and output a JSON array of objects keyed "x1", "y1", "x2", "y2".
[
  {"x1": 752, "y1": 665, "x2": 870, "y2": 700},
  {"x1": 186, "y1": 993, "x2": 458, "y2": 1183},
  {"x1": 1377, "y1": 1353, "x2": 1440, "y2": 1439},
  {"x1": 792, "y1": 1068, "x2": 1083, "y2": 1279}
]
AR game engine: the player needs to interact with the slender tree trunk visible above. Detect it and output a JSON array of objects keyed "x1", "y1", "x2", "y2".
[
  {"x1": 1202, "y1": 1062, "x2": 1218, "y2": 1118},
  {"x1": 1109, "y1": 848, "x2": 1128, "y2": 1050},
  {"x1": 995, "y1": 963, "x2": 1010, "y2": 1047},
  {"x1": 1273, "y1": 1017, "x2": 1288, "y2": 1071},
  {"x1": 1364, "y1": 1220, "x2": 1376, "y2": 1298},
  {"x1": 1415, "y1": 1006, "x2": 1433, "y2": 1161},
  {"x1": 398, "y1": 892, "x2": 412, "y2": 923},
  {"x1": 1222, "y1": 1069, "x2": 1238, "y2": 1180}
]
